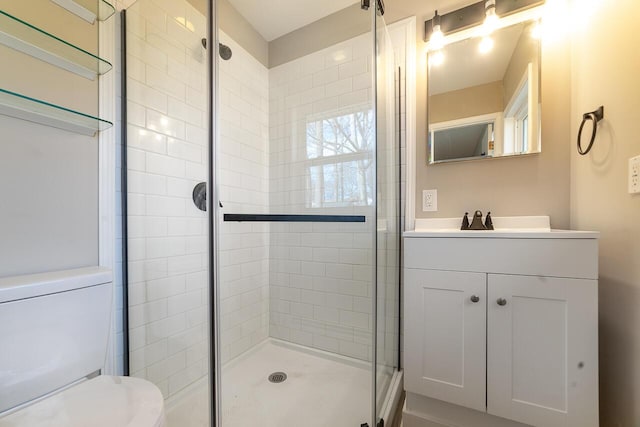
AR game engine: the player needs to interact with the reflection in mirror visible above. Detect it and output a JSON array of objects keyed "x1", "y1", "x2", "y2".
[
  {"x1": 427, "y1": 17, "x2": 541, "y2": 164},
  {"x1": 431, "y1": 117, "x2": 495, "y2": 162}
]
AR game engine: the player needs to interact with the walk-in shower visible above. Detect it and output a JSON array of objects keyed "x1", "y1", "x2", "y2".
[{"x1": 121, "y1": 0, "x2": 404, "y2": 425}]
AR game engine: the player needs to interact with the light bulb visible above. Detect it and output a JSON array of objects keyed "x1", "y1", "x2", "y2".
[
  {"x1": 531, "y1": 22, "x2": 542, "y2": 39},
  {"x1": 430, "y1": 50, "x2": 445, "y2": 66},
  {"x1": 479, "y1": 36, "x2": 494, "y2": 54},
  {"x1": 482, "y1": 0, "x2": 499, "y2": 36},
  {"x1": 430, "y1": 24, "x2": 445, "y2": 50}
]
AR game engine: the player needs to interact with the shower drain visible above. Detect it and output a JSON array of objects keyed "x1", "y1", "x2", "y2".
[{"x1": 268, "y1": 372, "x2": 287, "y2": 383}]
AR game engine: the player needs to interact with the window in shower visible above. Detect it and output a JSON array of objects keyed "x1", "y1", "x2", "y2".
[{"x1": 306, "y1": 109, "x2": 374, "y2": 208}]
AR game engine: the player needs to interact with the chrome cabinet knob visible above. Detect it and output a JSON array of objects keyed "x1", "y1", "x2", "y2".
[
  {"x1": 470, "y1": 295, "x2": 480, "y2": 303},
  {"x1": 497, "y1": 298, "x2": 507, "y2": 306}
]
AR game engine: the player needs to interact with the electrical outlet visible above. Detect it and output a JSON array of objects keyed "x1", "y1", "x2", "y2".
[
  {"x1": 630, "y1": 155, "x2": 640, "y2": 194},
  {"x1": 422, "y1": 189, "x2": 438, "y2": 212}
]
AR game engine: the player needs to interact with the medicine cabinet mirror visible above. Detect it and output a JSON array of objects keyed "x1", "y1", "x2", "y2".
[{"x1": 427, "y1": 17, "x2": 541, "y2": 164}]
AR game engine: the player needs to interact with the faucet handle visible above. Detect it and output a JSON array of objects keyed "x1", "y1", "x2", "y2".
[
  {"x1": 485, "y1": 211, "x2": 494, "y2": 230},
  {"x1": 460, "y1": 212, "x2": 470, "y2": 230}
]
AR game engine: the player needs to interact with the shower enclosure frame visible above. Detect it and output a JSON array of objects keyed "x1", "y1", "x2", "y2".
[
  {"x1": 206, "y1": 0, "x2": 221, "y2": 425},
  {"x1": 119, "y1": 0, "x2": 402, "y2": 424}
]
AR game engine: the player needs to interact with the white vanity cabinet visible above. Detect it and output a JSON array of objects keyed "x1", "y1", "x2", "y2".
[
  {"x1": 404, "y1": 269, "x2": 487, "y2": 412},
  {"x1": 403, "y1": 227, "x2": 599, "y2": 427}
]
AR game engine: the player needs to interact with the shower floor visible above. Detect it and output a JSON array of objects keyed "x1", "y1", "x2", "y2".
[{"x1": 166, "y1": 339, "x2": 371, "y2": 427}]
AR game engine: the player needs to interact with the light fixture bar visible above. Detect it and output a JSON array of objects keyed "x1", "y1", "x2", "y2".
[
  {"x1": 424, "y1": 3, "x2": 545, "y2": 48},
  {"x1": 424, "y1": 0, "x2": 544, "y2": 41}
]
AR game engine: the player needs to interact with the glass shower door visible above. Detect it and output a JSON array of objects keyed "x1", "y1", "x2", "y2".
[
  {"x1": 123, "y1": 1, "x2": 212, "y2": 425},
  {"x1": 375, "y1": 3, "x2": 401, "y2": 425},
  {"x1": 215, "y1": 1, "x2": 378, "y2": 426}
]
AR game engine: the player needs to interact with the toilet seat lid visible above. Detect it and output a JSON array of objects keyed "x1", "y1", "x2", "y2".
[{"x1": 0, "y1": 376, "x2": 165, "y2": 427}]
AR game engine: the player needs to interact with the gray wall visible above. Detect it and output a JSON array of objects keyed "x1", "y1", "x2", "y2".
[
  {"x1": 0, "y1": 0, "x2": 99, "y2": 277},
  {"x1": 187, "y1": 0, "x2": 269, "y2": 66},
  {"x1": 269, "y1": 4, "x2": 367, "y2": 68}
]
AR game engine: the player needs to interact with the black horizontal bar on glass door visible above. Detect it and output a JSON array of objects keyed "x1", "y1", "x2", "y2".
[{"x1": 223, "y1": 214, "x2": 366, "y2": 223}]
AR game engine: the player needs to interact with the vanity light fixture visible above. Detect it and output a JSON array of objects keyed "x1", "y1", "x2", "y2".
[
  {"x1": 482, "y1": 0, "x2": 499, "y2": 35},
  {"x1": 429, "y1": 10, "x2": 445, "y2": 50},
  {"x1": 422, "y1": 0, "x2": 543, "y2": 47}
]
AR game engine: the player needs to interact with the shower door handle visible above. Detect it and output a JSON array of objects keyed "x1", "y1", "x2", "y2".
[
  {"x1": 192, "y1": 183, "x2": 224, "y2": 211},
  {"x1": 192, "y1": 182, "x2": 206, "y2": 211},
  {"x1": 223, "y1": 214, "x2": 365, "y2": 223}
]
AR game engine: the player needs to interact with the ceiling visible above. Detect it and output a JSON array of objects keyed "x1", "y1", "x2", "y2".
[
  {"x1": 429, "y1": 22, "x2": 527, "y2": 95},
  {"x1": 227, "y1": 0, "x2": 360, "y2": 41}
]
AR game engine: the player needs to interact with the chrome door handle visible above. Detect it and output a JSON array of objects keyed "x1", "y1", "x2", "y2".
[
  {"x1": 470, "y1": 295, "x2": 480, "y2": 303},
  {"x1": 497, "y1": 298, "x2": 507, "y2": 306}
]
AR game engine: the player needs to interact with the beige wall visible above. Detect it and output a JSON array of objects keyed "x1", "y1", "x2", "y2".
[
  {"x1": 569, "y1": 1, "x2": 640, "y2": 425},
  {"x1": 502, "y1": 24, "x2": 538, "y2": 107},
  {"x1": 415, "y1": 13, "x2": 571, "y2": 227},
  {"x1": 430, "y1": 81, "x2": 503, "y2": 123}
]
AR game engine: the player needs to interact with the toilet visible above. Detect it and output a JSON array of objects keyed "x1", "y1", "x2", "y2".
[{"x1": 0, "y1": 267, "x2": 165, "y2": 426}]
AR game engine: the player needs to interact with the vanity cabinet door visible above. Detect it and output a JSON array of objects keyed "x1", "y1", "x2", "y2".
[
  {"x1": 404, "y1": 269, "x2": 487, "y2": 412},
  {"x1": 487, "y1": 274, "x2": 598, "y2": 427}
]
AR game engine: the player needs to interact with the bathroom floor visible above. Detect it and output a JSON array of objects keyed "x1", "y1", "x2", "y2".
[{"x1": 166, "y1": 339, "x2": 371, "y2": 427}]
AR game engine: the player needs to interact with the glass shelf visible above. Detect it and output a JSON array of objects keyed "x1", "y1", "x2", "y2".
[
  {"x1": 51, "y1": 0, "x2": 116, "y2": 24},
  {"x1": 0, "y1": 10, "x2": 112, "y2": 80},
  {"x1": 0, "y1": 88, "x2": 113, "y2": 136}
]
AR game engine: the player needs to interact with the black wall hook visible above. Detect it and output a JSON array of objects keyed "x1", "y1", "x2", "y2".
[{"x1": 577, "y1": 106, "x2": 604, "y2": 155}]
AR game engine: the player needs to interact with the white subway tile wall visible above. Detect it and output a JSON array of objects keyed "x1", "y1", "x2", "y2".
[
  {"x1": 217, "y1": 32, "x2": 271, "y2": 364},
  {"x1": 124, "y1": 0, "x2": 209, "y2": 399},
  {"x1": 268, "y1": 33, "x2": 376, "y2": 361}
]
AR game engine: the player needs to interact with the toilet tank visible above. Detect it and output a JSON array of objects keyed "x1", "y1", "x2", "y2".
[{"x1": 0, "y1": 267, "x2": 113, "y2": 413}]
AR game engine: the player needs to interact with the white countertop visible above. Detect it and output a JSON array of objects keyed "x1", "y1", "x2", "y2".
[
  {"x1": 404, "y1": 229, "x2": 599, "y2": 239},
  {"x1": 404, "y1": 216, "x2": 599, "y2": 239}
]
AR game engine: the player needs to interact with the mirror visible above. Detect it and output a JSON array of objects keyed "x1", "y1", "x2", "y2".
[{"x1": 427, "y1": 19, "x2": 541, "y2": 164}]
